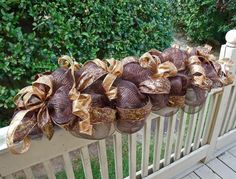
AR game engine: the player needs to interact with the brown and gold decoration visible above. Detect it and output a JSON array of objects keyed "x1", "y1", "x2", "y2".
[{"x1": 7, "y1": 45, "x2": 234, "y2": 154}]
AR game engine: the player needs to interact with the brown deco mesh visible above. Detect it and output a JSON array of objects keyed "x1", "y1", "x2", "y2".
[
  {"x1": 69, "y1": 65, "x2": 116, "y2": 139},
  {"x1": 113, "y1": 79, "x2": 152, "y2": 134}
]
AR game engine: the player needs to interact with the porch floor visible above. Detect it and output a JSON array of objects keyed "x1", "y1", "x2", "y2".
[{"x1": 181, "y1": 144, "x2": 236, "y2": 179}]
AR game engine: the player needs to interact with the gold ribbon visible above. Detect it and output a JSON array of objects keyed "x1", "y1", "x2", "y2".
[
  {"x1": 152, "y1": 61, "x2": 178, "y2": 78},
  {"x1": 7, "y1": 75, "x2": 54, "y2": 154},
  {"x1": 186, "y1": 56, "x2": 212, "y2": 90},
  {"x1": 58, "y1": 56, "x2": 93, "y2": 135},
  {"x1": 93, "y1": 58, "x2": 123, "y2": 100},
  {"x1": 139, "y1": 52, "x2": 161, "y2": 73}
]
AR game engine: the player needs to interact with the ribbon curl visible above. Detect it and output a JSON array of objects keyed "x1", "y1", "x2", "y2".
[
  {"x1": 7, "y1": 75, "x2": 54, "y2": 154},
  {"x1": 93, "y1": 58, "x2": 123, "y2": 100},
  {"x1": 58, "y1": 56, "x2": 94, "y2": 135}
]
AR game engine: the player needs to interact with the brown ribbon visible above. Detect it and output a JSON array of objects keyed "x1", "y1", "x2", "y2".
[
  {"x1": 7, "y1": 75, "x2": 54, "y2": 154},
  {"x1": 58, "y1": 56, "x2": 93, "y2": 135},
  {"x1": 152, "y1": 61, "x2": 178, "y2": 78}
]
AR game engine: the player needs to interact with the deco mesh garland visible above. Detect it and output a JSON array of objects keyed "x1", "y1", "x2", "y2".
[{"x1": 7, "y1": 45, "x2": 234, "y2": 154}]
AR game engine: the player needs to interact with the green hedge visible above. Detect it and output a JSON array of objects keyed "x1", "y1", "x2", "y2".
[
  {"x1": 171, "y1": 0, "x2": 236, "y2": 43},
  {"x1": 0, "y1": 0, "x2": 173, "y2": 126}
]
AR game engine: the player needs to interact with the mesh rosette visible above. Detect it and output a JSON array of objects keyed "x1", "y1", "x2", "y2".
[
  {"x1": 113, "y1": 79, "x2": 152, "y2": 134},
  {"x1": 67, "y1": 59, "x2": 117, "y2": 139},
  {"x1": 68, "y1": 79, "x2": 116, "y2": 140}
]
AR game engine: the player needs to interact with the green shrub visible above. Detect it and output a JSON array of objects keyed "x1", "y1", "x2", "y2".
[
  {"x1": 171, "y1": 0, "x2": 236, "y2": 43},
  {"x1": 0, "y1": 0, "x2": 173, "y2": 126}
]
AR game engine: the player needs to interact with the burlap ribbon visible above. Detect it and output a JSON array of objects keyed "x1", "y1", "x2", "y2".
[
  {"x1": 58, "y1": 56, "x2": 94, "y2": 135},
  {"x1": 7, "y1": 75, "x2": 54, "y2": 154}
]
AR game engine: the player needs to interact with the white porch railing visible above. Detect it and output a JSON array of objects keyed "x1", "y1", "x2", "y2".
[{"x1": 0, "y1": 29, "x2": 236, "y2": 179}]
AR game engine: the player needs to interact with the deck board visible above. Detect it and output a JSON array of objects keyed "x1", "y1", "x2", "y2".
[
  {"x1": 181, "y1": 144, "x2": 236, "y2": 179},
  {"x1": 182, "y1": 173, "x2": 200, "y2": 179},
  {"x1": 194, "y1": 165, "x2": 221, "y2": 179}
]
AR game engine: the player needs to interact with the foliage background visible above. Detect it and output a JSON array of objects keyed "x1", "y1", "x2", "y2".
[
  {"x1": 171, "y1": 0, "x2": 236, "y2": 43},
  {"x1": 0, "y1": 0, "x2": 173, "y2": 126}
]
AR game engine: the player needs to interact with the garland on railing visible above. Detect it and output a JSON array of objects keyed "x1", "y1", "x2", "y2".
[{"x1": 7, "y1": 45, "x2": 234, "y2": 154}]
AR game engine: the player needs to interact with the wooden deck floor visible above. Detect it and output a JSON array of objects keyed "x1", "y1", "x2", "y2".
[{"x1": 181, "y1": 144, "x2": 236, "y2": 179}]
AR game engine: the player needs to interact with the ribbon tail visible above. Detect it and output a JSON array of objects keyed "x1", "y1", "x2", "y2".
[
  {"x1": 102, "y1": 73, "x2": 118, "y2": 100},
  {"x1": 37, "y1": 107, "x2": 54, "y2": 140},
  {"x1": 7, "y1": 109, "x2": 35, "y2": 154}
]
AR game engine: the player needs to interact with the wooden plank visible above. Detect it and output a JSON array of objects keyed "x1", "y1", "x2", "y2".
[
  {"x1": 218, "y1": 152, "x2": 236, "y2": 172},
  {"x1": 24, "y1": 167, "x2": 35, "y2": 179},
  {"x1": 182, "y1": 172, "x2": 200, "y2": 179},
  {"x1": 220, "y1": 85, "x2": 235, "y2": 135},
  {"x1": 153, "y1": 116, "x2": 164, "y2": 171},
  {"x1": 216, "y1": 129, "x2": 236, "y2": 154},
  {"x1": 184, "y1": 113, "x2": 197, "y2": 155},
  {"x1": 0, "y1": 128, "x2": 96, "y2": 176},
  {"x1": 80, "y1": 146, "x2": 93, "y2": 179},
  {"x1": 194, "y1": 165, "x2": 221, "y2": 179},
  {"x1": 128, "y1": 133, "x2": 137, "y2": 179},
  {"x1": 201, "y1": 94, "x2": 215, "y2": 145},
  {"x1": 145, "y1": 145, "x2": 209, "y2": 179},
  {"x1": 164, "y1": 115, "x2": 176, "y2": 166},
  {"x1": 193, "y1": 100, "x2": 208, "y2": 150},
  {"x1": 228, "y1": 144, "x2": 236, "y2": 157},
  {"x1": 43, "y1": 160, "x2": 56, "y2": 179},
  {"x1": 175, "y1": 111, "x2": 186, "y2": 160},
  {"x1": 207, "y1": 158, "x2": 236, "y2": 178},
  {"x1": 63, "y1": 152, "x2": 75, "y2": 179},
  {"x1": 113, "y1": 133, "x2": 123, "y2": 179},
  {"x1": 97, "y1": 140, "x2": 109, "y2": 179},
  {"x1": 141, "y1": 118, "x2": 151, "y2": 177},
  {"x1": 226, "y1": 85, "x2": 236, "y2": 132}
]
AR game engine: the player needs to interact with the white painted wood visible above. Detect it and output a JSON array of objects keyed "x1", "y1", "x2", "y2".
[
  {"x1": 128, "y1": 133, "x2": 137, "y2": 179},
  {"x1": 216, "y1": 128, "x2": 236, "y2": 153},
  {"x1": 202, "y1": 94, "x2": 215, "y2": 145},
  {"x1": 0, "y1": 128, "x2": 96, "y2": 176},
  {"x1": 225, "y1": 29, "x2": 236, "y2": 48},
  {"x1": 218, "y1": 152, "x2": 236, "y2": 172},
  {"x1": 193, "y1": 102, "x2": 208, "y2": 150},
  {"x1": 226, "y1": 85, "x2": 236, "y2": 132},
  {"x1": 181, "y1": 172, "x2": 200, "y2": 179},
  {"x1": 43, "y1": 160, "x2": 56, "y2": 179},
  {"x1": 207, "y1": 158, "x2": 236, "y2": 178},
  {"x1": 97, "y1": 140, "x2": 109, "y2": 179},
  {"x1": 145, "y1": 145, "x2": 209, "y2": 179},
  {"x1": 175, "y1": 111, "x2": 186, "y2": 160},
  {"x1": 153, "y1": 116, "x2": 164, "y2": 171},
  {"x1": 63, "y1": 152, "x2": 75, "y2": 179},
  {"x1": 194, "y1": 165, "x2": 221, "y2": 179},
  {"x1": 24, "y1": 167, "x2": 35, "y2": 179},
  {"x1": 80, "y1": 146, "x2": 93, "y2": 179},
  {"x1": 141, "y1": 118, "x2": 151, "y2": 177},
  {"x1": 220, "y1": 85, "x2": 235, "y2": 136},
  {"x1": 113, "y1": 133, "x2": 123, "y2": 179},
  {"x1": 228, "y1": 144, "x2": 236, "y2": 157},
  {"x1": 204, "y1": 88, "x2": 230, "y2": 162},
  {"x1": 184, "y1": 113, "x2": 197, "y2": 155},
  {"x1": 164, "y1": 115, "x2": 176, "y2": 166},
  {"x1": 0, "y1": 126, "x2": 8, "y2": 153}
]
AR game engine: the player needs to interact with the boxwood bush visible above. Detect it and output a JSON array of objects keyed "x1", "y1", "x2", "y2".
[
  {"x1": 171, "y1": 0, "x2": 236, "y2": 43},
  {"x1": 0, "y1": 0, "x2": 173, "y2": 126}
]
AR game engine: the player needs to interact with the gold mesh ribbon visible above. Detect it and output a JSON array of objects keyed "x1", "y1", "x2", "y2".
[
  {"x1": 58, "y1": 56, "x2": 93, "y2": 135},
  {"x1": 7, "y1": 75, "x2": 54, "y2": 154},
  {"x1": 139, "y1": 51, "x2": 161, "y2": 73},
  {"x1": 187, "y1": 56, "x2": 212, "y2": 90},
  {"x1": 93, "y1": 58, "x2": 123, "y2": 100}
]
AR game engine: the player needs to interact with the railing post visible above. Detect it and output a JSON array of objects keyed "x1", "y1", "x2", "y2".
[{"x1": 203, "y1": 29, "x2": 236, "y2": 163}]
